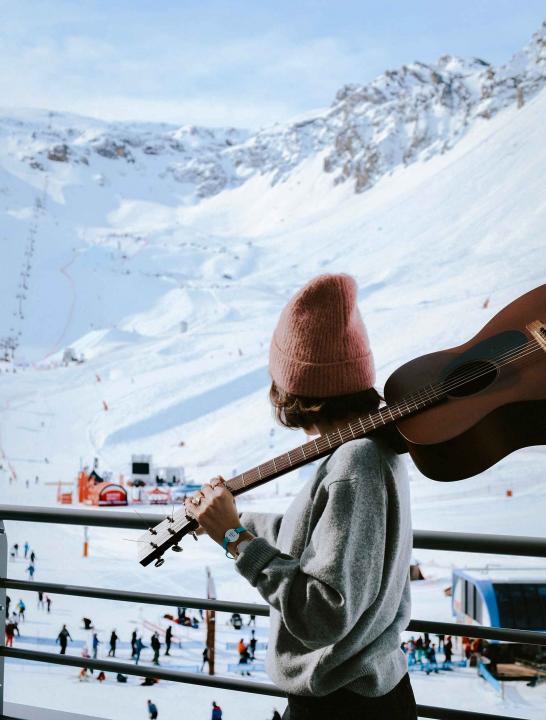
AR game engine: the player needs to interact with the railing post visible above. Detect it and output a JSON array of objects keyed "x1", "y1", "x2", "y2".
[{"x1": 0, "y1": 519, "x2": 7, "y2": 717}]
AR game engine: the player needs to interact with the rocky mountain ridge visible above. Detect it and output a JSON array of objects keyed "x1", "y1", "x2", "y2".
[{"x1": 1, "y1": 22, "x2": 545, "y2": 199}]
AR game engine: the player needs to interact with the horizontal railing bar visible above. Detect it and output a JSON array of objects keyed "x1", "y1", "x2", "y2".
[
  {"x1": 405, "y1": 619, "x2": 546, "y2": 645},
  {"x1": 1, "y1": 505, "x2": 545, "y2": 556},
  {"x1": 0, "y1": 647, "x2": 284, "y2": 696},
  {"x1": 1, "y1": 578, "x2": 269, "y2": 616},
  {"x1": 3, "y1": 578, "x2": 545, "y2": 645},
  {"x1": 0, "y1": 648, "x2": 528, "y2": 720}
]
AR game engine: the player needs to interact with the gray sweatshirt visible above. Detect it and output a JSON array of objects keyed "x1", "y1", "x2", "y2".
[{"x1": 236, "y1": 436, "x2": 412, "y2": 697}]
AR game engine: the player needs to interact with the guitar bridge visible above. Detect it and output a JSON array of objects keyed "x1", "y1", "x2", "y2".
[{"x1": 527, "y1": 320, "x2": 546, "y2": 353}]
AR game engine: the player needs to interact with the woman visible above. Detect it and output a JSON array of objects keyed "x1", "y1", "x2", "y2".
[{"x1": 185, "y1": 273, "x2": 417, "y2": 719}]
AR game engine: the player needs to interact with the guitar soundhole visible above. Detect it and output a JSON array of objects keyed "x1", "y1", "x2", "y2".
[{"x1": 442, "y1": 360, "x2": 498, "y2": 397}]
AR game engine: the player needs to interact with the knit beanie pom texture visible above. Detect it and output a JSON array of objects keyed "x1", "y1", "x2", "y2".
[{"x1": 269, "y1": 273, "x2": 375, "y2": 398}]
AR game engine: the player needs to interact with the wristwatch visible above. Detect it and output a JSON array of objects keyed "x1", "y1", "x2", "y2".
[{"x1": 223, "y1": 527, "x2": 247, "y2": 558}]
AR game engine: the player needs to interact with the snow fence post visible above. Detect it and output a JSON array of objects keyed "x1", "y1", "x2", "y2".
[{"x1": 0, "y1": 519, "x2": 7, "y2": 715}]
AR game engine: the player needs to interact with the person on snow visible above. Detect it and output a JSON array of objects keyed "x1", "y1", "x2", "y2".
[
  {"x1": 164, "y1": 625, "x2": 172, "y2": 656},
  {"x1": 211, "y1": 701, "x2": 222, "y2": 720},
  {"x1": 24, "y1": 541, "x2": 30, "y2": 559},
  {"x1": 5, "y1": 594, "x2": 10, "y2": 618},
  {"x1": 26, "y1": 563, "x2": 35, "y2": 580},
  {"x1": 82, "y1": 617, "x2": 93, "y2": 630},
  {"x1": 201, "y1": 646, "x2": 209, "y2": 673},
  {"x1": 5, "y1": 619, "x2": 19, "y2": 647},
  {"x1": 425, "y1": 644, "x2": 439, "y2": 675},
  {"x1": 92, "y1": 632, "x2": 100, "y2": 659},
  {"x1": 131, "y1": 629, "x2": 138, "y2": 657},
  {"x1": 17, "y1": 599, "x2": 25, "y2": 621},
  {"x1": 96, "y1": 671, "x2": 106, "y2": 682},
  {"x1": 45, "y1": 595, "x2": 52, "y2": 613},
  {"x1": 108, "y1": 629, "x2": 119, "y2": 657},
  {"x1": 151, "y1": 632, "x2": 161, "y2": 665},
  {"x1": 443, "y1": 637, "x2": 453, "y2": 666},
  {"x1": 134, "y1": 636, "x2": 146, "y2": 665},
  {"x1": 57, "y1": 625, "x2": 72, "y2": 654},
  {"x1": 147, "y1": 700, "x2": 158, "y2": 719},
  {"x1": 249, "y1": 629, "x2": 257, "y2": 659},
  {"x1": 37, "y1": 591, "x2": 44, "y2": 609},
  {"x1": 29, "y1": 550, "x2": 36, "y2": 564}
]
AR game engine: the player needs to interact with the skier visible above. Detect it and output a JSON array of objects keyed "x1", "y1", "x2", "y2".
[
  {"x1": 164, "y1": 625, "x2": 172, "y2": 656},
  {"x1": 147, "y1": 700, "x2": 158, "y2": 719},
  {"x1": 5, "y1": 595, "x2": 10, "y2": 618},
  {"x1": 131, "y1": 629, "x2": 138, "y2": 657},
  {"x1": 211, "y1": 701, "x2": 222, "y2": 720},
  {"x1": 82, "y1": 617, "x2": 93, "y2": 630},
  {"x1": 96, "y1": 671, "x2": 106, "y2": 682},
  {"x1": 26, "y1": 563, "x2": 35, "y2": 580},
  {"x1": 37, "y1": 591, "x2": 44, "y2": 609},
  {"x1": 29, "y1": 550, "x2": 36, "y2": 564},
  {"x1": 134, "y1": 636, "x2": 146, "y2": 665},
  {"x1": 151, "y1": 632, "x2": 161, "y2": 665},
  {"x1": 12, "y1": 543, "x2": 19, "y2": 558},
  {"x1": 45, "y1": 595, "x2": 52, "y2": 613},
  {"x1": 108, "y1": 629, "x2": 119, "y2": 657},
  {"x1": 247, "y1": 614, "x2": 256, "y2": 627},
  {"x1": 17, "y1": 599, "x2": 26, "y2": 621},
  {"x1": 57, "y1": 625, "x2": 72, "y2": 654},
  {"x1": 24, "y1": 541, "x2": 30, "y2": 559},
  {"x1": 92, "y1": 632, "x2": 100, "y2": 659},
  {"x1": 201, "y1": 646, "x2": 209, "y2": 673}
]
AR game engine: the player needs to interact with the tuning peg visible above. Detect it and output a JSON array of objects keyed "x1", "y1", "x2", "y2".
[
  {"x1": 148, "y1": 528, "x2": 157, "y2": 535},
  {"x1": 167, "y1": 516, "x2": 174, "y2": 523},
  {"x1": 154, "y1": 558, "x2": 165, "y2": 567},
  {"x1": 167, "y1": 528, "x2": 176, "y2": 535},
  {"x1": 171, "y1": 545, "x2": 183, "y2": 553}
]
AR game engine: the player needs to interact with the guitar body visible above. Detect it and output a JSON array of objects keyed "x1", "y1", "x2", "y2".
[{"x1": 384, "y1": 285, "x2": 546, "y2": 481}]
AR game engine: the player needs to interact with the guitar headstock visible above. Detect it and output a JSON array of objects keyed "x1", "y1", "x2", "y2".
[{"x1": 138, "y1": 506, "x2": 199, "y2": 567}]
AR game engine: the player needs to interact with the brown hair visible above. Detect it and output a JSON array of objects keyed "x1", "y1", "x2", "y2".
[{"x1": 269, "y1": 381, "x2": 382, "y2": 431}]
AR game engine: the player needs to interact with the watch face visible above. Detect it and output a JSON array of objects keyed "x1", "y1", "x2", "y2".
[{"x1": 225, "y1": 528, "x2": 239, "y2": 542}]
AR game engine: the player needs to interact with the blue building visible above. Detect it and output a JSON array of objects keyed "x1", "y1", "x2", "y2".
[{"x1": 452, "y1": 568, "x2": 546, "y2": 634}]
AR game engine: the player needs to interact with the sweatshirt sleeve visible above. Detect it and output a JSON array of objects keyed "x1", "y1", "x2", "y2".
[
  {"x1": 239, "y1": 511, "x2": 283, "y2": 546},
  {"x1": 235, "y1": 455, "x2": 388, "y2": 650}
]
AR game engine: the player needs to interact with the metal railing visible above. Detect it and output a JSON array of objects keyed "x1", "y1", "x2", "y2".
[{"x1": 1, "y1": 504, "x2": 545, "y2": 720}]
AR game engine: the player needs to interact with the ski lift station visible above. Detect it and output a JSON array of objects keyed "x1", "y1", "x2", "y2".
[{"x1": 452, "y1": 567, "x2": 546, "y2": 632}]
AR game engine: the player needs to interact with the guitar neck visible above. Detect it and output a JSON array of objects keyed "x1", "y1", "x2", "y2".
[{"x1": 226, "y1": 384, "x2": 441, "y2": 497}]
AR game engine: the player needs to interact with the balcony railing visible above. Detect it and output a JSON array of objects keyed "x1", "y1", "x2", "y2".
[{"x1": 1, "y1": 504, "x2": 545, "y2": 720}]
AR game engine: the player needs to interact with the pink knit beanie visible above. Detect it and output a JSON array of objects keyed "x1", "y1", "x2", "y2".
[{"x1": 269, "y1": 273, "x2": 375, "y2": 397}]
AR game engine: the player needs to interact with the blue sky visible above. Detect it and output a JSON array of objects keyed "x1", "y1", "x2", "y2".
[{"x1": 1, "y1": 1, "x2": 544, "y2": 128}]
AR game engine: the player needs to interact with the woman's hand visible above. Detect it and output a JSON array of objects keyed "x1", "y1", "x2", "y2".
[{"x1": 184, "y1": 476, "x2": 241, "y2": 547}]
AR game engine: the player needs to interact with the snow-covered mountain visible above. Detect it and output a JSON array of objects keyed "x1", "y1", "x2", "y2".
[
  {"x1": 0, "y1": 21, "x2": 545, "y2": 493},
  {"x1": 2, "y1": 21, "x2": 545, "y2": 207}
]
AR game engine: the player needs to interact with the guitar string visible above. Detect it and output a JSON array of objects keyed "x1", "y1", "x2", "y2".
[{"x1": 145, "y1": 337, "x2": 543, "y2": 547}]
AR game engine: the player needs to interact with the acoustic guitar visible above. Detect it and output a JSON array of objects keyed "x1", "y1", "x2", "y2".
[{"x1": 139, "y1": 284, "x2": 545, "y2": 567}]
